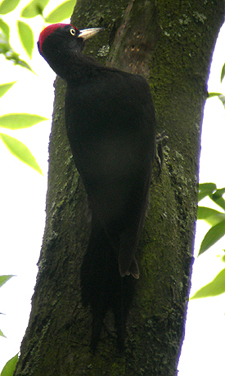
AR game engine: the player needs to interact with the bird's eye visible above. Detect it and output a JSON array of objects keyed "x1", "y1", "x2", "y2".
[{"x1": 70, "y1": 28, "x2": 76, "y2": 36}]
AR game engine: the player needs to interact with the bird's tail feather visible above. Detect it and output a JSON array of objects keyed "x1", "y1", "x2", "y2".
[{"x1": 80, "y1": 219, "x2": 135, "y2": 352}]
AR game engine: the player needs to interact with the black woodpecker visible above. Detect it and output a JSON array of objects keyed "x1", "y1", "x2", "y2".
[{"x1": 38, "y1": 23, "x2": 156, "y2": 352}]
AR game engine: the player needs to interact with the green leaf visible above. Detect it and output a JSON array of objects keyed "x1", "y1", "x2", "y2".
[
  {"x1": 198, "y1": 183, "x2": 216, "y2": 202},
  {"x1": 21, "y1": 0, "x2": 49, "y2": 18},
  {"x1": 17, "y1": 21, "x2": 34, "y2": 59},
  {"x1": 0, "y1": 329, "x2": 6, "y2": 337},
  {"x1": 0, "y1": 18, "x2": 10, "y2": 40},
  {"x1": 210, "y1": 187, "x2": 225, "y2": 211},
  {"x1": 0, "y1": 113, "x2": 47, "y2": 129},
  {"x1": 221, "y1": 63, "x2": 225, "y2": 82},
  {"x1": 1, "y1": 354, "x2": 19, "y2": 376},
  {"x1": 0, "y1": 275, "x2": 13, "y2": 288},
  {"x1": 208, "y1": 92, "x2": 223, "y2": 98},
  {"x1": 0, "y1": 0, "x2": 20, "y2": 15},
  {"x1": 45, "y1": 0, "x2": 76, "y2": 23},
  {"x1": 191, "y1": 268, "x2": 225, "y2": 299},
  {"x1": 16, "y1": 58, "x2": 33, "y2": 72},
  {"x1": 207, "y1": 92, "x2": 225, "y2": 108},
  {"x1": 213, "y1": 187, "x2": 225, "y2": 198},
  {"x1": 0, "y1": 82, "x2": 16, "y2": 98},
  {"x1": 0, "y1": 28, "x2": 9, "y2": 50},
  {"x1": 2, "y1": 46, "x2": 34, "y2": 72},
  {"x1": 198, "y1": 219, "x2": 225, "y2": 255},
  {"x1": 0, "y1": 37, "x2": 9, "y2": 51},
  {"x1": 197, "y1": 206, "x2": 225, "y2": 226},
  {"x1": 0, "y1": 133, "x2": 43, "y2": 174}
]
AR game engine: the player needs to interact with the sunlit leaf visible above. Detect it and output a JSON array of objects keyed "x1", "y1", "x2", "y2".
[
  {"x1": 0, "y1": 113, "x2": 47, "y2": 129},
  {"x1": 45, "y1": 0, "x2": 76, "y2": 23},
  {"x1": 16, "y1": 58, "x2": 33, "y2": 71},
  {"x1": 2, "y1": 46, "x2": 34, "y2": 71},
  {"x1": 212, "y1": 187, "x2": 225, "y2": 198},
  {"x1": 0, "y1": 329, "x2": 6, "y2": 337},
  {"x1": 0, "y1": 18, "x2": 10, "y2": 40},
  {"x1": 0, "y1": 82, "x2": 16, "y2": 98},
  {"x1": 0, "y1": 30, "x2": 9, "y2": 52},
  {"x1": 210, "y1": 187, "x2": 225, "y2": 211},
  {"x1": 191, "y1": 268, "x2": 225, "y2": 299},
  {"x1": 220, "y1": 63, "x2": 225, "y2": 82},
  {"x1": 0, "y1": 133, "x2": 43, "y2": 174},
  {"x1": 21, "y1": 0, "x2": 49, "y2": 18},
  {"x1": 197, "y1": 206, "x2": 225, "y2": 226},
  {"x1": 1, "y1": 354, "x2": 19, "y2": 376},
  {"x1": 198, "y1": 219, "x2": 225, "y2": 255},
  {"x1": 198, "y1": 183, "x2": 216, "y2": 202},
  {"x1": 0, "y1": 0, "x2": 20, "y2": 15},
  {"x1": 17, "y1": 21, "x2": 34, "y2": 58},
  {"x1": 208, "y1": 92, "x2": 223, "y2": 98},
  {"x1": 0, "y1": 275, "x2": 13, "y2": 288},
  {"x1": 207, "y1": 92, "x2": 225, "y2": 108}
]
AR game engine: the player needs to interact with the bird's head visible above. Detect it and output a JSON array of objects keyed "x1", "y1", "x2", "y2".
[{"x1": 38, "y1": 23, "x2": 103, "y2": 79}]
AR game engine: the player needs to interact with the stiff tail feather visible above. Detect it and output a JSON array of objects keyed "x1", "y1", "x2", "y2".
[{"x1": 80, "y1": 219, "x2": 135, "y2": 352}]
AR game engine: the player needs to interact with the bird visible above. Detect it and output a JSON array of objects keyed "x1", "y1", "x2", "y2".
[{"x1": 38, "y1": 23, "x2": 156, "y2": 352}]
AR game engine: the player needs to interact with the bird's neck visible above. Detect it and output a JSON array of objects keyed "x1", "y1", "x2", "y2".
[{"x1": 49, "y1": 51, "x2": 103, "y2": 83}]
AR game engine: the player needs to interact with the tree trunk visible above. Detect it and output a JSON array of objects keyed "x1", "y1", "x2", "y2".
[{"x1": 14, "y1": 1, "x2": 224, "y2": 375}]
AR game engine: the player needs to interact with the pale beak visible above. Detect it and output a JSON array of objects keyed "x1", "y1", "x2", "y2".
[{"x1": 78, "y1": 28, "x2": 103, "y2": 41}]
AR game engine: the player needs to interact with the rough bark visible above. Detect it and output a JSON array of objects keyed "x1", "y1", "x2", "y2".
[{"x1": 14, "y1": 1, "x2": 224, "y2": 375}]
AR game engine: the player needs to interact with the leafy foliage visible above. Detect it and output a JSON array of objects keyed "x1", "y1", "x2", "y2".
[
  {"x1": 0, "y1": 0, "x2": 20, "y2": 15},
  {"x1": 0, "y1": 133, "x2": 43, "y2": 174},
  {"x1": 0, "y1": 114, "x2": 47, "y2": 129},
  {"x1": 198, "y1": 220, "x2": 225, "y2": 255},
  {"x1": 197, "y1": 183, "x2": 225, "y2": 256},
  {"x1": 0, "y1": 275, "x2": 13, "y2": 288},
  {"x1": 0, "y1": 19, "x2": 33, "y2": 71},
  {"x1": 0, "y1": 18, "x2": 9, "y2": 39},
  {"x1": 0, "y1": 329, "x2": 6, "y2": 337},
  {"x1": 220, "y1": 62, "x2": 225, "y2": 82},
  {"x1": 198, "y1": 182, "x2": 217, "y2": 202},
  {"x1": 45, "y1": 0, "x2": 76, "y2": 23},
  {"x1": 197, "y1": 207, "x2": 225, "y2": 226},
  {"x1": 21, "y1": 0, "x2": 50, "y2": 18},
  {"x1": 0, "y1": 82, "x2": 16, "y2": 98},
  {"x1": 191, "y1": 268, "x2": 225, "y2": 299},
  {"x1": 17, "y1": 21, "x2": 34, "y2": 58},
  {"x1": 211, "y1": 187, "x2": 225, "y2": 210},
  {"x1": 208, "y1": 92, "x2": 225, "y2": 108},
  {"x1": 193, "y1": 183, "x2": 225, "y2": 299},
  {"x1": 0, "y1": 354, "x2": 18, "y2": 376}
]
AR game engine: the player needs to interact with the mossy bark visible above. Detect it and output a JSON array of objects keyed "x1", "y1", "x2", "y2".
[{"x1": 14, "y1": 1, "x2": 224, "y2": 375}]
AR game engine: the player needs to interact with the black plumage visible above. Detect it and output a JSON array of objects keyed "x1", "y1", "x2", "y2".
[{"x1": 38, "y1": 23, "x2": 156, "y2": 352}]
